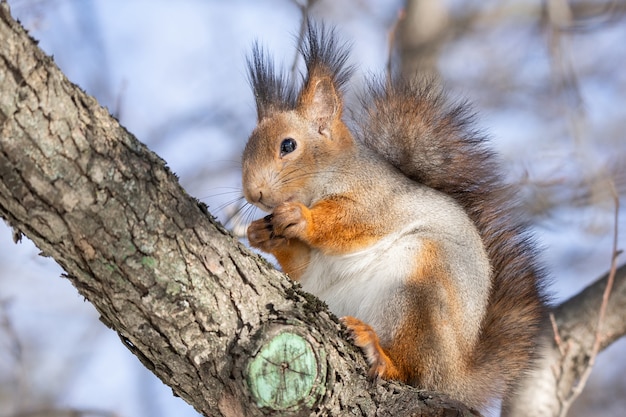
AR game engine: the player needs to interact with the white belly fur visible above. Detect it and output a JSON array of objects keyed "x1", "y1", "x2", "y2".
[{"x1": 299, "y1": 224, "x2": 421, "y2": 342}]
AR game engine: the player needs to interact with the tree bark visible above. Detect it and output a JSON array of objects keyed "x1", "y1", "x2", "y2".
[
  {"x1": 0, "y1": 2, "x2": 476, "y2": 416},
  {"x1": 3, "y1": 1, "x2": 625, "y2": 416},
  {"x1": 505, "y1": 264, "x2": 626, "y2": 417}
]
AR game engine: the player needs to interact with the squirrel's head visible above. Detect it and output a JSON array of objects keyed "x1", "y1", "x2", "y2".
[{"x1": 242, "y1": 22, "x2": 354, "y2": 212}]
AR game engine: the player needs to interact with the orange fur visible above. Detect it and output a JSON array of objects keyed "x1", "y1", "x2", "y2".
[
  {"x1": 271, "y1": 240, "x2": 311, "y2": 281},
  {"x1": 243, "y1": 22, "x2": 546, "y2": 411},
  {"x1": 247, "y1": 214, "x2": 311, "y2": 280},
  {"x1": 250, "y1": 198, "x2": 383, "y2": 256},
  {"x1": 303, "y1": 197, "x2": 383, "y2": 254},
  {"x1": 343, "y1": 240, "x2": 469, "y2": 392},
  {"x1": 341, "y1": 316, "x2": 402, "y2": 380}
]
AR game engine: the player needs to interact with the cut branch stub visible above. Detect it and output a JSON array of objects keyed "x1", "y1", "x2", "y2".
[{"x1": 246, "y1": 323, "x2": 327, "y2": 411}]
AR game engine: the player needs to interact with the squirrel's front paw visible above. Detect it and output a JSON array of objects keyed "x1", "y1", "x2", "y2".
[
  {"x1": 341, "y1": 316, "x2": 399, "y2": 380},
  {"x1": 271, "y1": 201, "x2": 309, "y2": 240},
  {"x1": 247, "y1": 215, "x2": 285, "y2": 251}
]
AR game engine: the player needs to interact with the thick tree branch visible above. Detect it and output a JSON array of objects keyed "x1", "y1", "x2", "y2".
[
  {"x1": 0, "y1": 2, "x2": 476, "y2": 416},
  {"x1": 555, "y1": 264, "x2": 626, "y2": 353},
  {"x1": 505, "y1": 263, "x2": 626, "y2": 417}
]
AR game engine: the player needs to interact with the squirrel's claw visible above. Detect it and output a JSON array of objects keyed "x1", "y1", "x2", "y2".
[
  {"x1": 247, "y1": 203, "x2": 308, "y2": 251},
  {"x1": 341, "y1": 316, "x2": 401, "y2": 381},
  {"x1": 247, "y1": 216, "x2": 285, "y2": 251}
]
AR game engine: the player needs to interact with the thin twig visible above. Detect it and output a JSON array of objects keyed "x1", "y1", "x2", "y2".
[
  {"x1": 12, "y1": 408, "x2": 118, "y2": 417},
  {"x1": 290, "y1": 0, "x2": 316, "y2": 85},
  {"x1": 549, "y1": 311, "x2": 570, "y2": 410},
  {"x1": 0, "y1": 298, "x2": 26, "y2": 411},
  {"x1": 385, "y1": 8, "x2": 405, "y2": 80},
  {"x1": 557, "y1": 181, "x2": 620, "y2": 417},
  {"x1": 549, "y1": 312, "x2": 566, "y2": 356}
]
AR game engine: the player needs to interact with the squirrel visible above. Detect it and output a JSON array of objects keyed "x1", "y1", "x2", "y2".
[{"x1": 241, "y1": 22, "x2": 546, "y2": 411}]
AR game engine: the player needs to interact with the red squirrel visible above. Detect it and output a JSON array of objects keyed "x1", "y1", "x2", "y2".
[{"x1": 241, "y1": 22, "x2": 546, "y2": 411}]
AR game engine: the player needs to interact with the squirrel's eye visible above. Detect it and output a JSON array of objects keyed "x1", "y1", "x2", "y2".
[{"x1": 280, "y1": 138, "x2": 297, "y2": 157}]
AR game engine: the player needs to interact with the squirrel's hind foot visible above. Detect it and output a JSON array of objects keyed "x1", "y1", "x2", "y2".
[{"x1": 341, "y1": 316, "x2": 402, "y2": 381}]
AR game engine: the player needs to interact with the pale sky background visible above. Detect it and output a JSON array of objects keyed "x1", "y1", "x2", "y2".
[{"x1": 1, "y1": 1, "x2": 625, "y2": 416}]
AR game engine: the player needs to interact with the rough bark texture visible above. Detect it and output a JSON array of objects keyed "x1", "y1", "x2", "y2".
[
  {"x1": 2, "y1": 2, "x2": 625, "y2": 416},
  {"x1": 0, "y1": 3, "x2": 477, "y2": 416}
]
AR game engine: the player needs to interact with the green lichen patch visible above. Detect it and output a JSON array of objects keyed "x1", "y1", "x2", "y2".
[
  {"x1": 247, "y1": 331, "x2": 326, "y2": 411},
  {"x1": 141, "y1": 256, "x2": 156, "y2": 269}
]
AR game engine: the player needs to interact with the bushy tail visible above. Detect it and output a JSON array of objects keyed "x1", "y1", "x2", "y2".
[{"x1": 355, "y1": 77, "x2": 548, "y2": 404}]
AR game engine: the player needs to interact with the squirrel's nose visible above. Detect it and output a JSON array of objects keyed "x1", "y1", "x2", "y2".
[
  {"x1": 243, "y1": 182, "x2": 263, "y2": 204},
  {"x1": 243, "y1": 185, "x2": 273, "y2": 212},
  {"x1": 252, "y1": 189, "x2": 266, "y2": 205},
  {"x1": 255, "y1": 189, "x2": 275, "y2": 211}
]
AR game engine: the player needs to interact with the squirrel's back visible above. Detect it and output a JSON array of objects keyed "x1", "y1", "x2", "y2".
[{"x1": 356, "y1": 78, "x2": 548, "y2": 406}]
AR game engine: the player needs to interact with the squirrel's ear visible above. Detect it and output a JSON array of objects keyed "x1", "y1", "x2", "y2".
[{"x1": 299, "y1": 76, "x2": 341, "y2": 136}]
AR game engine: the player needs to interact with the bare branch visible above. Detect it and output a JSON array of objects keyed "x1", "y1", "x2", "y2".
[
  {"x1": 385, "y1": 8, "x2": 405, "y2": 78},
  {"x1": 552, "y1": 182, "x2": 621, "y2": 416},
  {"x1": 505, "y1": 260, "x2": 626, "y2": 416}
]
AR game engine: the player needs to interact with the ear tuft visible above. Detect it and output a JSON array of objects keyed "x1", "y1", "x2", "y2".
[
  {"x1": 246, "y1": 20, "x2": 352, "y2": 127},
  {"x1": 247, "y1": 43, "x2": 297, "y2": 121},
  {"x1": 296, "y1": 21, "x2": 353, "y2": 135},
  {"x1": 299, "y1": 21, "x2": 354, "y2": 92}
]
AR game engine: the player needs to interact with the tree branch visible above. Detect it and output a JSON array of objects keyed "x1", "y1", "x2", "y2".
[
  {"x1": 504, "y1": 262, "x2": 626, "y2": 416},
  {"x1": 504, "y1": 180, "x2": 624, "y2": 417},
  {"x1": 0, "y1": 2, "x2": 476, "y2": 416}
]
